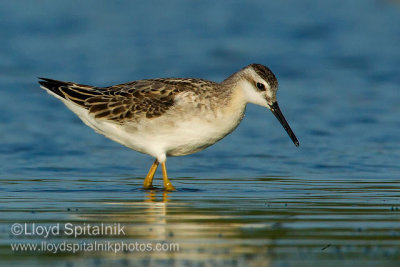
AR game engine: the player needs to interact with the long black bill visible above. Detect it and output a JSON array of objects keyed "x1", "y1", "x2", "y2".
[{"x1": 269, "y1": 102, "x2": 299, "y2": 147}]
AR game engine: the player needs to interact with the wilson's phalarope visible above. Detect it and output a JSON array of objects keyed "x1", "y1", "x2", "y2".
[{"x1": 39, "y1": 64, "x2": 299, "y2": 191}]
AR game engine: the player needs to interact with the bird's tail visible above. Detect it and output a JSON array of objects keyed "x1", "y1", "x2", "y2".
[
  {"x1": 38, "y1": 77, "x2": 102, "y2": 106},
  {"x1": 38, "y1": 77, "x2": 72, "y2": 99}
]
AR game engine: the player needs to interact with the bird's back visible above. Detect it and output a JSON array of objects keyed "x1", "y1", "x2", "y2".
[{"x1": 39, "y1": 77, "x2": 222, "y2": 123}]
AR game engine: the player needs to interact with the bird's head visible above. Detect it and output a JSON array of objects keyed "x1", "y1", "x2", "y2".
[{"x1": 228, "y1": 63, "x2": 299, "y2": 147}]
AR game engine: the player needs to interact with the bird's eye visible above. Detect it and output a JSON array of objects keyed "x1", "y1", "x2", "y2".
[{"x1": 256, "y1": 82, "x2": 265, "y2": 91}]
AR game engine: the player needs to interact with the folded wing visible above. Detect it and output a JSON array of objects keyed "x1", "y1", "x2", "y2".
[{"x1": 38, "y1": 78, "x2": 176, "y2": 122}]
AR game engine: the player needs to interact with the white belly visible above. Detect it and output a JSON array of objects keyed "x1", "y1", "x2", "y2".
[
  {"x1": 114, "y1": 109, "x2": 245, "y2": 158},
  {"x1": 150, "y1": 115, "x2": 243, "y2": 156},
  {"x1": 62, "y1": 98, "x2": 246, "y2": 161}
]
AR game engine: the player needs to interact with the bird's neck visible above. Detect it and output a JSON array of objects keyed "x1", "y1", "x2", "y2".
[
  {"x1": 216, "y1": 80, "x2": 248, "y2": 116},
  {"x1": 220, "y1": 69, "x2": 253, "y2": 104}
]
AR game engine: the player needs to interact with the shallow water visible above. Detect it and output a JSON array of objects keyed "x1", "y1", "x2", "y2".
[{"x1": 1, "y1": 0, "x2": 400, "y2": 266}]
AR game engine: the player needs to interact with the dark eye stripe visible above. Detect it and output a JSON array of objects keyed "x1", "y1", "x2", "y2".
[{"x1": 256, "y1": 82, "x2": 265, "y2": 91}]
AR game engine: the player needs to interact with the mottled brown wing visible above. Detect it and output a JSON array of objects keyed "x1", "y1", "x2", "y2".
[
  {"x1": 86, "y1": 80, "x2": 178, "y2": 121},
  {"x1": 39, "y1": 78, "x2": 193, "y2": 122}
]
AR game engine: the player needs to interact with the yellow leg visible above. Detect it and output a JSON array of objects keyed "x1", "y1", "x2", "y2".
[
  {"x1": 161, "y1": 161, "x2": 176, "y2": 191},
  {"x1": 143, "y1": 159, "x2": 159, "y2": 189}
]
